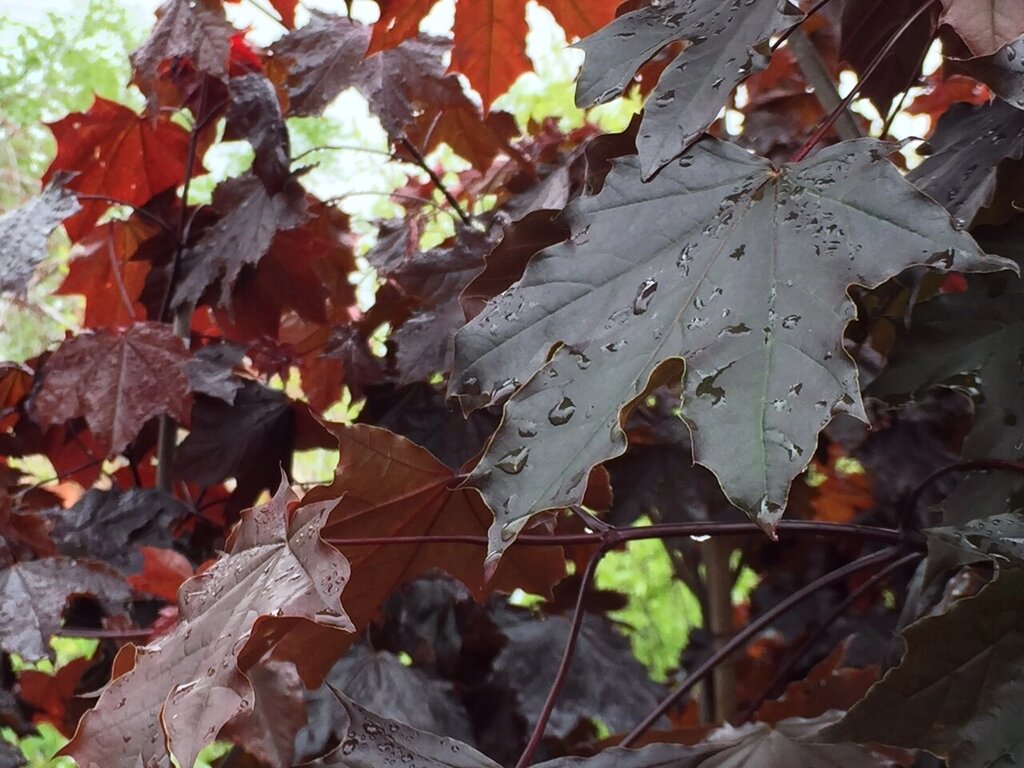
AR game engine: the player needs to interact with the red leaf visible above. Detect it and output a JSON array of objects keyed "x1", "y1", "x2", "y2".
[
  {"x1": 536, "y1": 0, "x2": 623, "y2": 40},
  {"x1": 18, "y1": 657, "x2": 93, "y2": 736},
  {"x1": 32, "y1": 323, "x2": 191, "y2": 455},
  {"x1": 450, "y1": 0, "x2": 531, "y2": 109},
  {"x1": 368, "y1": 0, "x2": 436, "y2": 54},
  {"x1": 61, "y1": 482, "x2": 353, "y2": 768},
  {"x1": 56, "y1": 219, "x2": 154, "y2": 328},
  {"x1": 0, "y1": 364, "x2": 32, "y2": 432},
  {"x1": 128, "y1": 546, "x2": 194, "y2": 602},
  {"x1": 43, "y1": 98, "x2": 193, "y2": 242},
  {"x1": 303, "y1": 424, "x2": 566, "y2": 636}
]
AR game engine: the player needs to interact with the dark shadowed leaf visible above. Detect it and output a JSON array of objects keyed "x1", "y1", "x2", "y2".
[
  {"x1": 490, "y1": 608, "x2": 664, "y2": 739},
  {"x1": 939, "y1": 0, "x2": 1024, "y2": 55},
  {"x1": 0, "y1": 558, "x2": 129, "y2": 660},
  {"x1": 220, "y1": 659, "x2": 306, "y2": 767},
  {"x1": 304, "y1": 689, "x2": 498, "y2": 767},
  {"x1": 908, "y1": 100, "x2": 1024, "y2": 225},
  {"x1": 268, "y1": 12, "x2": 370, "y2": 117},
  {"x1": 297, "y1": 647, "x2": 473, "y2": 761},
  {"x1": 575, "y1": 0, "x2": 801, "y2": 177},
  {"x1": 0, "y1": 175, "x2": 81, "y2": 295},
  {"x1": 48, "y1": 488, "x2": 186, "y2": 571},
  {"x1": 452, "y1": 138, "x2": 1011, "y2": 559},
  {"x1": 303, "y1": 424, "x2": 565, "y2": 635},
  {"x1": 32, "y1": 323, "x2": 191, "y2": 454},
  {"x1": 839, "y1": 0, "x2": 938, "y2": 114},
  {"x1": 225, "y1": 74, "x2": 291, "y2": 192},
  {"x1": 172, "y1": 174, "x2": 308, "y2": 309},
  {"x1": 185, "y1": 342, "x2": 245, "y2": 404},
  {"x1": 43, "y1": 98, "x2": 193, "y2": 242},
  {"x1": 957, "y1": 34, "x2": 1024, "y2": 109},
  {"x1": 534, "y1": 712, "x2": 892, "y2": 767},
  {"x1": 871, "y1": 250, "x2": 1024, "y2": 522},
  {"x1": 0, "y1": 740, "x2": 25, "y2": 767},
  {"x1": 174, "y1": 381, "x2": 297, "y2": 512},
  {"x1": 926, "y1": 511, "x2": 1024, "y2": 565},
  {"x1": 131, "y1": 0, "x2": 234, "y2": 103},
  {"x1": 825, "y1": 568, "x2": 1024, "y2": 768},
  {"x1": 61, "y1": 482, "x2": 352, "y2": 768}
]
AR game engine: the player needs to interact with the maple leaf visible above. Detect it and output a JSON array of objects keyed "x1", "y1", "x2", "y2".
[
  {"x1": 56, "y1": 218, "x2": 154, "y2": 328},
  {"x1": 908, "y1": 100, "x2": 1024, "y2": 225},
  {"x1": 450, "y1": 0, "x2": 530, "y2": 109},
  {"x1": 368, "y1": 0, "x2": 436, "y2": 54},
  {"x1": 451, "y1": 138, "x2": 1012, "y2": 560},
  {"x1": 307, "y1": 689, "x2": 498, "y2": 767},
  {"x1": 171, "y1": 174, "x2": 308, "y2": 310},
  {"x1": 575, "y1": 0, "x2": 801, "y2": 178},
  {"x1": 174, "y1": 381, "x2": 300, "y2": 513},
  {"x1": 43, "y1": 98, "x2": 193, "y2": 242},
  {"x1": 825, "y1": 568, "x2": 1024, "y2": 767},
  {"x1": 128, "y1": 546, "x2": 194, "y2": 601},
  {"x1": 0, "y1": 557, "x2": 128, "y2": 661},
  {"x1": 224, "y1": 74, "x2": 291, "y2": 192},
  {"x1": 18, "y1": 656, "x2": 93, "y2": 737},
  {"x1": 219, "y1": 659, "x2": 306, "y2": 767},
  {"x1": 839, "y1": 0, "x2": 938, "y2": 114},
  {"x1": 0, "y1": 175, "x2": 80, "y2": 295},
  {"x1": 61, "y1": 481, "x2": 353, "y2": 768},
  {"x1": 302, "y1": 423, "x2": 565, "y2": 635},
  {"x1": 939, "y1": 0, "x2": 1024, "y2": 55},
  {"x1": 48, "y1": 488, "x2": 186, "y2": 571},
  {"x1": 131, "y1": 0, "x2": 235, "y2": 105},
  {"x1": 537, "y1": 0, "x2": 624, "y2": 41},
  {"x1": 32, "y1": 323, "x2": 191, "y2": 455},
  {"x1": 957, "y1": 34, "x2": 1024, "y2": 109}
]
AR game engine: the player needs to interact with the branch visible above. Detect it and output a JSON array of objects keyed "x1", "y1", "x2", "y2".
[
  {"x1": 786, "y1": 27, "x2": 861, "y2": 141},
  {"x1": 620, "y1": 547, "x2": 900, "y2": 746},
  {"x1": 904, "y1": 459, "x2": 1024, "y2": 524},
  {"x1": 325, "y1": 519, "x2": 912, "y2": 549},
  {"x1": 72, "y1": 193, "x2": 177, "y2": 236},
  {"x1": 399, "y1": 138, "x2": 472, "y2": 225},
  {"x1": 514, "y1": 543, "x2": 610, "y2": 768},
  {"x1": 736, "y1": 551, "x2": 923, "y2": 723},
  {"x1": 791, "y1": 0, "x2": 938, "y2": 162}
]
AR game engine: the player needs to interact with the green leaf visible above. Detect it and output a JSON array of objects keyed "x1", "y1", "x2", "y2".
[
  {"x1": 451, "y1": 138, "x2": 1013, "y2": 561},
  {"x1": 824, "y1": 568, "x2": 1024, "y2": 768},
  {"x1": 575, "y1": 0, "x2": 801, "y2": 178}
]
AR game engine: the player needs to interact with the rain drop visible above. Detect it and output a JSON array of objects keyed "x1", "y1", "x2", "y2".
[
  {"x1": 781, "y1": 314, "x2": 800, "y2": 329},
  {"x1": 496, "y1": 447, "x2": 530, "y2": 474},
  {"x1": 548, "y1": 397, "x2": 577, "y2": 425},
  {"x1": 633, "y1": 278, "x2": 658, "y2": 314}
]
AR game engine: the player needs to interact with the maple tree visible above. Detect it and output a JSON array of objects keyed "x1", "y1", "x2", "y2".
[{"x1": 2, "y1": 0, "x2": 1024, "y2": 766}]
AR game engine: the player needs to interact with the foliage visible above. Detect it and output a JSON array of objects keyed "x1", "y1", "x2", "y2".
[{"x1": 2, "y1": 0, "x2": 1024, "y2": 767}]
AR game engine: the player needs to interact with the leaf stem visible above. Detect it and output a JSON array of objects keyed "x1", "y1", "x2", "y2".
[
  {"x1": 790, "y1": 0, "x2": 937, "y2": 163},
  {"x1": 72, "y1": 194, "x2": 176, "y2": 236},
  {"x1": 399, "y1": 138, "x2": 472, "y2": 225},
  {"x1": 620, "y1": 547, "x2": 900, "y2": 746},
  {"x1": 514, "y1": 543, "x2": 610, "y2": 768},
  {"x1": 736, "y1": 550, "x2": 922, "y2": 723},
  {"x1": 786, "y1": 27, "x2": 861, "y2": 141},
  {"x1": 904, "y1": 459, "x2": 1024, "y2": 522},
  {"x1": 325, "y1": 519, "x2": 912, "y2": 549}
]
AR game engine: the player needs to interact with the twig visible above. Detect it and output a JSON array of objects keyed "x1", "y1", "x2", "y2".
[
  {"x1": 786, "y1": 27, "x2": 861, "y2": 141},
  {"x1": 620, "y1": 547, "x2": 900, "y2": 745},
  {"x1": 790, "y1": 0, "x2": 938, "y2": 163},
  {"x1": 156, "y1": 83, "x2": 208, "y2": 493},
  {"x1": 324, "y1": 191, "x2": 464, "y2": 221},
  {"x1": 292, "y1": 144, "x2": 399, "y2": 162},
  {"x1": 56, "y1": 626, "x2": 154, "y2": 640},
  {"x1": 399, "y1": 138, "x2": 472, "y2": 225},
  {"x1": 325, "y1": 519, "x2": 912, "y2": 549},
  {"x1": 736, "y1": 551, "x2": 923, "y2": 723},
  {"x1": 102, "y1": 222, "x2": 138, "y2": 322},
  {"x1": 904, "y1": 459, "x2": 1024, "y2": 525},
  {"x1": 72, "y1": 194, "x2": 176, "y2": 236},
  {"x1": 771, "y1": 0, "x2": 842, "y2": 52},
  {"x1": 514, "y1": 543, "x2": 610, "y2": 768}
]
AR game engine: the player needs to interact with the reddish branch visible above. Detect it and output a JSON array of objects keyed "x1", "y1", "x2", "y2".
[
  {"x1": 327, "y1": 519, "x2": 912, "y2": 549},
  {"x1": 515, "y1": 542, "x2": 613, "y2": 768},
  {"x1": 736, "y1": 550, "x2": 923, "y2": 723},
  {"x1": 620, "y1": 547, "x2": 901, "y2": 747},
  {"x1": 790, "y1": 0, "x2": 938, "y2": 162},
  {"x1": 905, "y1": 459, "x2": 1024, "y2": 520}
]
